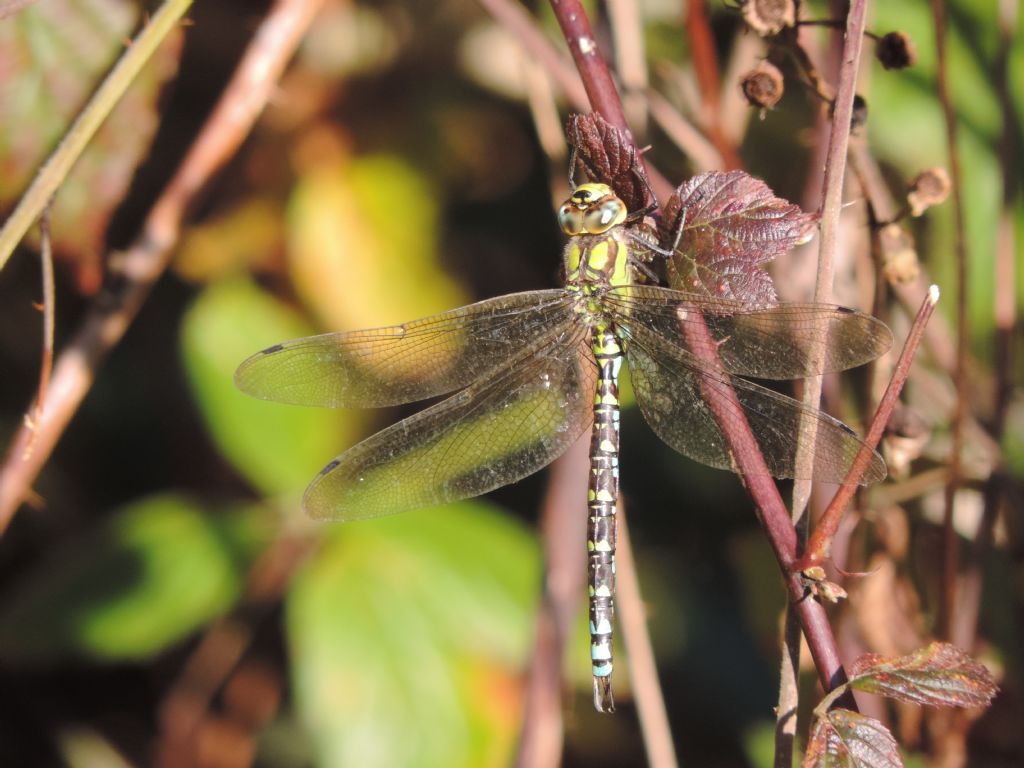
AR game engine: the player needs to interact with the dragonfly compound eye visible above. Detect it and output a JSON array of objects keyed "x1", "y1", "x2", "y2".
[
  {"x1": 582, "y1": 198, "x2": 627, "y2": 234},
  {"x1": 558, "y1": 203, "x2": 584, "y2": 235}
]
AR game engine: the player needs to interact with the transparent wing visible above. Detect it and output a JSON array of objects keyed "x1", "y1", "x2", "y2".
[
  {"x1": 235, "y1": 290, "x2": 574, "y2": 407},
  {"x1": 304, "y1": 322, "x2": 596, "y2": 520},
  {"x1": 605, "y1": 285, "x2": 891, "y2": 379},
  {"x1": 621, "y1": 321, "x2": 886, "y2": 484}
]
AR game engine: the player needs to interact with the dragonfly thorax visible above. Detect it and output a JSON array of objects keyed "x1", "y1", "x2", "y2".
[{"x1": 560, "y1": 183, "x2": 634, "y2": 301}]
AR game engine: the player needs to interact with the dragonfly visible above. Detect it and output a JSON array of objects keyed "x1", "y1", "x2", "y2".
[{"x1": 235, "y1": 181, "x2": 891, "y2": 713}]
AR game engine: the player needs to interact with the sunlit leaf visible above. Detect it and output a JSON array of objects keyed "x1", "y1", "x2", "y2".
[
  {"x1": 0, "y1": 0, "x2": 182, "y2": 292},
  {"x1": 661, "y1": 171, "x2": 816, "y2": 307},
  {"x1": 173, "y1": 197, "x2": 285, "y2": 282},
  {"x1": 287, "y1": 502, "x2": 538, "y2": 768},
  {"x1": 287, "y1": 152, "x2": 465, "y2": 332},
  {"x1": 181, "y1": 277, "x2": 359, "y2": 498},
  {"x1": 0, "y1": 495, "x2": 271, "y2": 662},
  {"x1": 848, "y1": 642, "x2": 999, "y2": 708},
  {"x1": 803, "y1": 709, "x2": 902, "y2": 768}
]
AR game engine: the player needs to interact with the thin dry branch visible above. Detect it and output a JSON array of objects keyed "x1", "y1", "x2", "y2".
[
  {"x1": 616, "y1": 505, "x2": 679, "y2": 768},
  {"x1": 21, "y1": 205, "x2": 56, "y2": 462},
  {"x1": 778, "y1": 5, "x2": 869, "y2": 764},
  {"x1": 684, "y1": 0, "x2": 742, "y2": 169},
  {"x1": 797, "y1": 287, "x2": 940, "y2": 572},
  {"x1": 929, "y1": 0, "x2": 969, "y2": 645},
  {"x1": 515, "y1": 436, "x2": 588, "y2": 768},
  {"x1": 0, "y1": 0, "x2": 325, "y2": 531}
]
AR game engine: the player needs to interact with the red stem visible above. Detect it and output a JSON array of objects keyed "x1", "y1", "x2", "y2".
[
  {"x1": 796, "y1": 287, "x2": 940, "y2": 571},
  {"x1": 549, "y1": 0, "x2": 630, "y2": 133},
  {"x1": 677, "y1": 308, "x2": 855, "y2": 698}
]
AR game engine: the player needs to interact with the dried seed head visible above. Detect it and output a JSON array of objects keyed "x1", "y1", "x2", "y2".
[
  {"x1": 879, "y1": 223, "x2": 920, "y2": 285},
  {"x1": 876, "y1": 31, "x2": 917, "y2": 70},
  {"x1": 741, "y1": 0, "x2": 797, "y2": 37},
  {"x1": 907, "y1": 167, "x2": 951, "y2": 216},
  {"x1": 740, "y1": 61, "x2": 785, "y2": 110}
]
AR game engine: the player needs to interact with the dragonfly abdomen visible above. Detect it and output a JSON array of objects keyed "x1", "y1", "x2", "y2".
[{"x1": 588, "y1": 325, "x2": 622, "y2": 713}]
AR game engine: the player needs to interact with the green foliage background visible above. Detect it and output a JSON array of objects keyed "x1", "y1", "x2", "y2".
[{"x1": 0, "y1": 1, "x2": 1020, "y2": 766}]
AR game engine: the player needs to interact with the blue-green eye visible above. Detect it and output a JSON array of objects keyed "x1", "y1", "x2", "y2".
[
  {"x1": 582, "y1": 199, "x2": 625, "y2": 233},
  {"x1": 558, "y1": 204, "x2": 583, "y2": 235}
]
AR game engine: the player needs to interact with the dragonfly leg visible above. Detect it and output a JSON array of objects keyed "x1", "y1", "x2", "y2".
[{"x1": 589, "y1": 327, "x2": 622, "y2": 713}]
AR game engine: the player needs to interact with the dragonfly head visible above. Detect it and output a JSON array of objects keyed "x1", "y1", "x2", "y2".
[{"x1": 558, "y1": 183, "x2": 628, "y2": 236}]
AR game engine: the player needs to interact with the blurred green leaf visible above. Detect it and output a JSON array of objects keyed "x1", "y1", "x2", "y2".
[
  {"x1": 287, "y1": 501, "x2": 539, "y2": 768},
  {"x1": 0, "y1": 495, "x2": 271, "y2": 663},
  {"x1": 744, "y1": 719, "x2": 782, "y2": 767},
  {"x1": 870, "y1": 0, "x2": 1022, "y2": 345},
  {"x1": 182, "y1": 276, "x2": 360, "y2": 498},
  {"x1": 0, "y1": 0, "x2": 182, "y2": 292},
  {"x1": 287, "y1": 153, "x2": 466, "y2": 332}
]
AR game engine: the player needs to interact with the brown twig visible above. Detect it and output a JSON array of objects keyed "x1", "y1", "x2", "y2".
[
  {"x1": 645, "y1": 88, "x2": 725, "y2": 172},
  {"x1": 0, "y1": 0, "x2": 325, "y2": 532},
  {"x1": 796, "y1": 287, "x2": 939, "y2": 572},
  {"x1": 777, "y1": 5, "x2": 869, "y2": 764},
  {"x1": 616, "y1": 504, "x2": 679, "y2": 768},
  {"x1": 515, "y1": 436, "x2": 588, "y2": 768},
  {"x1": 22, "y1": 204, "x2": 56, "y2": 462},
  {"x1": 952, "y1": 0, "x2": 1018, "y2": 657},
  {"x1": 605, "y1": 0, "x2": 650, "y2": 135},
  {"x1": 685, "y1": 0, "x2": 742, "y2": 169},
  {"x1": 157, "y1": 532, "x2": 315, "y2": 765},
  {"x1": 929, "y1": 0, "x2": 968, "y2": 644},
  {"x1": 792, "y1": 0, "x2": 868, "y2": 513}
]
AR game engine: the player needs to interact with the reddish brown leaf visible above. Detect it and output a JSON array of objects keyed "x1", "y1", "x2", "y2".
[
  {"x1": 0, "y1": 0, "x2": 182, "y2": 293},
  {"x1": 566, "y1": 113, "x2": 650, "y2": 213},
  {"x1": 803, "y1": 709, "x2": 902, "y2": 768},
  {"x1": 661, "y1": 170, "x2": 816, "y2": 307},
  {"x1": 848, "y1": 642, "x2": 999, "y2": 708}
]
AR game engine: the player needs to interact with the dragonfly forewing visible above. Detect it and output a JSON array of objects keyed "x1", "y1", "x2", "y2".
[
  {"x1": 622, "y1": 321, "x2": 886, "y2": 484},
  {"x1": 235, "y1": 290, "x2": 573, "y2": 407},
  {"x1": 303, "y1": 324, "x2": 597, "y2": 521},
  {"x1": 606, "y1": 286, "x2": 892, "y2": 379}
]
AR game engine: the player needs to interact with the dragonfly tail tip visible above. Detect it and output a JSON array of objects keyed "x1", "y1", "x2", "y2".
[{"x1": 593, "y1": 677, "x2": 616, "y2": 713}]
